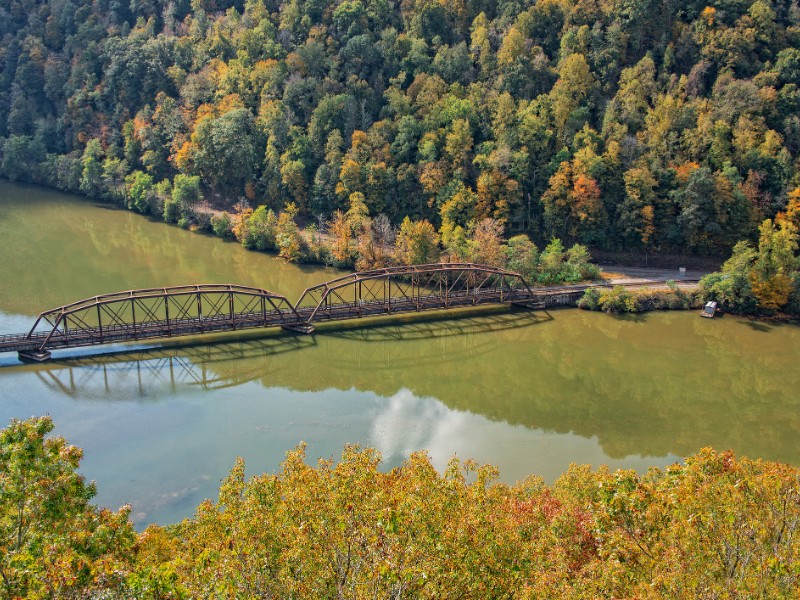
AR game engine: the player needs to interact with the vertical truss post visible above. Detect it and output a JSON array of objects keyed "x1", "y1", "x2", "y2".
[
  {"x1": 229, "y1": 291, "x2": 235, "y2": 329},
  {"x1": 197, "y1": 292, "x2": 203, "y2": 331},
  {"x1": 96, "y1": 304, "x2": 103, "y2": 342},
  {"x1": 130, "y1": 297, "x2": 137, "y2": 339},
  {"x1": 164, "y1": 295, "x2": 171, "y2": 335},
  {"x1": 387, "y1": 276, "x2": 391, "y2": 313}
]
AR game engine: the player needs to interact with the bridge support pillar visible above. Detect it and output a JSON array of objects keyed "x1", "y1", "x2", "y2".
[
  {"x1": 281, "y1": 323, "x2": 315, "y2": 334},
  {"x1": 511, "y1": 301, "x2": 546, "y2": 310},
  {"x1": 18, "y1": 350, "x2": 52, "y2": 363}
]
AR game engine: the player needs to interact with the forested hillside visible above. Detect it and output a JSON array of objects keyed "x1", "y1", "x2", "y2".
[{"x1": 2, "y1": 0, "x2": 800, "y2": 256}]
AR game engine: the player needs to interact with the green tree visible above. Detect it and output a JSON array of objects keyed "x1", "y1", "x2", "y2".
[
  {"x1": 0, "y1": 417, "x2": 135, "y2": 598},
  {"x1": 243, "y1": 206, "x2": 278, "y2": 251},
  {"x1": 673, "y1": 166, "x2": 720, "y2": 252},
  {"x1": 80, "y1": 139, "x2": 105, "y2": 199},
  {"x1": 699, "y1": 241, "x2": 759, "y2": 313},
  {"x1": 102, "y1": 157, "x2": 129, "y2": 203},
  {"x1": 538, "y1": 237, "x2": 566, "y2": 284},
  {"x1": 504, "y1": 235, "x2": 539, "y2": 281},
  {"x1": 1, "y1": 135, "x2": 45, "y2": 181},
  {"x1": 125, "y1": 170, "x2": 155, "y2": 214},
  {"x1": 211, "y1": 212, "x2": 232, "y2": 237},
  {"x1": 172, "y1": 173, "x2": 202, "y2": 207},
  {"x1": 191, "y1": 108, "x2": 262, "y2": 200}
]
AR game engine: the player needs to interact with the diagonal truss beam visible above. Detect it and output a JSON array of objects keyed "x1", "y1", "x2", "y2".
[
  {"x1": 26, "y1": 285, "x2": 303, "y2": 352},
  {"x1": 15, "y1": 264, "x2": 536, "y2": 355},
  {"x1": 294, "y1": 263, "x2": 533, "y2": 323}
]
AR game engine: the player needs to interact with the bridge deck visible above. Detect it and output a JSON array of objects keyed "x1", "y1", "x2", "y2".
[
  {"x1": 0, "y1": 262, "x2": 697, "y2": 361},
  {"x1": 0, "y1": 289, "x2": 533, "y2": 353},
  {"x1": 0, "y1": 311, "x2": 298, "y2": 354}
]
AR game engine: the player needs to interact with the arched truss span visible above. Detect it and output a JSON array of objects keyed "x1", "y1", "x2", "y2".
[
  {"x1": 24, "y1": 284, "x2": 302, "y2": 352},
  {"x1": 294, "y1": 263, "x2": 534, "y2": 323}
]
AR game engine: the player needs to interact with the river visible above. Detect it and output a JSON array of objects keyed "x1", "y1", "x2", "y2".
[{"x1": 1, "y1": 180, "x2": 799, "y2": 527}]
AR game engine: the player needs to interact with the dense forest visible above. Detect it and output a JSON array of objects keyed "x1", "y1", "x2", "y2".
[
  {"x1": 2, "y1": 416, "x2": 799, "y2": 598},
  {"x1": 2, "y1": 0, "x2": 800, "y2": 260}
]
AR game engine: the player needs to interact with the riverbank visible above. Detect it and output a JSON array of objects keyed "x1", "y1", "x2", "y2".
[
  {"x1": 577, "y1": 284, "x2": 704, "y2": 314},
  {"x1": 0, "y1": 178, "x2": 702, "y2": 284}
]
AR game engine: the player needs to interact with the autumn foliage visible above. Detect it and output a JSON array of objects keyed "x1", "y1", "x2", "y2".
[
  {"x1": 136, "y1": 447, "x2": 800, "y2": 598},
  {"x1": 3, "y1": 0, "x2": 800, "y2": 261},
  {"x1": 701, "y1": 217, "x2": 800, "y2": 314},
  {"x1": 3, "y1": 417, "x2": 800, "y2": 598}
]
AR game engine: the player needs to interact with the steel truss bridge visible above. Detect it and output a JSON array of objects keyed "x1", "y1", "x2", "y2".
[{"x1": 0, "y1": 263, "x2": 677, "y2": 362}]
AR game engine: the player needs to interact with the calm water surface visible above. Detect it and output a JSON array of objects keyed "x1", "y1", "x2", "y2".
[{"x1": 1, "y1": 181, "x2": 799, "y2": 527}]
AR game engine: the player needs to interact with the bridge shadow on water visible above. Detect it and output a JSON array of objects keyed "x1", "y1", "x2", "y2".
[
  {"x1": 19, "y1": 309, "x2": 552, "y2": 399},
  {"x1": 320, "y1": 310, "x2": 551, "y2": 370}
]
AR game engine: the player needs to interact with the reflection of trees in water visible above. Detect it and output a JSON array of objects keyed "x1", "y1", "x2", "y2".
[
  {"x1": 0, "y1": 188, "x2": 337, "y2": 314},
  {"x1": 477, "y1": 311, "x2": 800, "y2": 463},
  {"x1": 20, "y1": 310, "x2": 800, "y2": 467}
]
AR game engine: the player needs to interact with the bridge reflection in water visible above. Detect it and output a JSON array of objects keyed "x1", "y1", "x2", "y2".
[
  {"x1": 34, "y1": 336, "x2": 318, "y2": 396},
  {"x1": 31, "y1": 311, "x2": 549, "y2": 398}
]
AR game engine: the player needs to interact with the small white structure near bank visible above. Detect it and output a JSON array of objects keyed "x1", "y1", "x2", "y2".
[{"x1": 701, "y1": 301, "x2": 718, "y2": 318}]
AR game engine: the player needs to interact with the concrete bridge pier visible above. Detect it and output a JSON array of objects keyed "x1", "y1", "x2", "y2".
[
  {"x1": 281, "y1": 323, "x2": 315, "y2": 334},
  {"x1": 19, "y1": 350, "x2": 52, "y2": 363}
]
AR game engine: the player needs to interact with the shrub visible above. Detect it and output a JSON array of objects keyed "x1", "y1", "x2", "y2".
[
  {"x1": 210, "y1": 212, "x2": 232, "y2": 238},
  {"x1": 577, "y1": 287, "x2": 601, "y2": 310},
  {"x1": 579, "y1": 286, "x2": 704, "y2": 313},
  {"x1": 598, "y1": 286, "x2": 637, "y2": 313},
  {"x1": 163, "y1": 196, "x2": 181, "y2": 224}
]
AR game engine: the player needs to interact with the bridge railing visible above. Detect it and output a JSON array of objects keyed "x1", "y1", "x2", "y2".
[
  {"x1": 26, "y1": 284, "x2": 302, "y2": 352},
  {"x1": 294, "y1": 263, "x2": 534, "y2": 323},
  {"x1": 5, "y1": 264, "x2": 633, "y2": 358}
]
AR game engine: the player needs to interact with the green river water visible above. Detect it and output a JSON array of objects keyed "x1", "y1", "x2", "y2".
[{"x1": 1, "y1": 180, "x2": 799, "y2": 528}]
